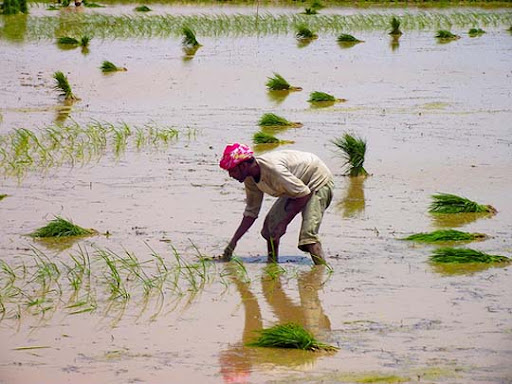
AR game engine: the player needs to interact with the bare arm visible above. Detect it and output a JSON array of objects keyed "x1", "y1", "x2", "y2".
[{"x1": 223, "y1": 215, "x2": 257, "y2": 260}]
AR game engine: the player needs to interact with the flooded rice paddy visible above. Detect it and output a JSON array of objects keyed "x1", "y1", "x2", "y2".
[{"x1": 1, "y1": 3, "x2": 512, "y2": 383}]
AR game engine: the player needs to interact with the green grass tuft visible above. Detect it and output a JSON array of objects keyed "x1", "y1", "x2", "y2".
[
  {"x1": 53, "y1": 71, "x2": 78, "y2": 101},
  {"x1": 253, "y1": 131, "x2": 281, "y2": 144},
  {"x1": 403, "y1": 229, "x2": 486, "y2": 243},
  {"x1": 134, "y1": 5, "x2": 151, "y2": 12},
  {"x1": 248, "y1": 323, "x2": 338, "y2": 352},
  {"x1": 182, "y1": 26, "x2": 200, "y2": 47},
  {"x1": 308, "y1": 91, "x2": 335, "y2": 102},
  {"x1": 389, "y1": 17, "x2": 403, "y2": 36},
  {"x1": 429, "y1": 193, "x2": 496, "y2": 214},
  {"x1": 435, "y1": 30, "x2": 460, "y2": 39},
  {"x1": 430, "y1": 248, "x2": 510, "y2": 264},
  {"x1": 337, "y1": 33, "x2": 363, "y2": 42},
  {"x1": 29, "y1": 216, "x2": 95, "y2": 238},
  {"x1": 468, "y1": 27, "x2": 485, "y2": 36},
  {"x1": 331, "y1": 133, "x2": 368, "y2": 177}
]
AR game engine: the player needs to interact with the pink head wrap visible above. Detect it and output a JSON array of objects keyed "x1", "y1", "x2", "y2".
[{"x1": 219, "y1": 143, "x2": 254, "y2": 170}]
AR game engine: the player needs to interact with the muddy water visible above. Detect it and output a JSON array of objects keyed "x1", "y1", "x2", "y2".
[{"x1": 1, "y1": 6, "x2": 512, "y2": 384}]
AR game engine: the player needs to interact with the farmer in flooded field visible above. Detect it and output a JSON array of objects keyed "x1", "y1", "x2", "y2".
[{"x1": 219, "y1": 143, "x2": 334, "y2": 265}]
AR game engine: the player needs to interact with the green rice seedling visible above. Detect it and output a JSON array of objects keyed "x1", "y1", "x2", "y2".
[
  {"x1": 134, "y1": 5, "x2": 151, "y2": 12},
  {"x1": 258, "y1": 113, "x2": 302, "y2": 128},
  {"x1": 337, "y1": 33, "x2": 363, "y2": 43},
  {"x1": 29, "y1": 216, "x2": 95, "y2": 238},
  {"x1": 430, "y1": 248, "x2": 510, "y2": 264},
  {"x1": 331, "y1": 133, "x2": 368, "y2": 177},
  {"x1": 262, "y1": 263, "x2": 287, "y2": 281},
  {"x1": 97, "y1": 249, "x2": 130, "y2": 300},
  {"x1": 80, "y1": 35, "x2": 91, "y2": 48},
  {"x1": 248, "y1": 323, "x2": 338, "y2": 352},
  {"x1": 57, "y1": 36, "x2": 80, "y2": 45},
  {"x1": 295, "y1": 25, "x2": 318, "y2": 40},
  {"x1": 308, "y1": 91, "x2": 335, "y2": 102},
  {"x1": 253, "y1": 131, "x2": 282, "y2": 144},
  {"x1": 435, "y1": 30, "x2": 460, "y2": 39},
  {"x1": 468, "y1": 28, "x2": 486, "y2": 37},
  {"x1": 429, "y1": 193, "x2": 496, "y2": 214},
  {"x1": 266, "y1": 73, "x2": 302, "y2": 92},
  {"x1": 100, "y1": 60, "x2": 127, "y2": 73},
  {"x1": 182, "y1": 26, "x2": 201, "y2": 47},
  {"x1": 389, "y1": 17, "x2": 403, "y2": 36},
  {"x1": 403, "y1": 229, "x2": 487, "y2": 243},
  {"x1": 302, "y1": 7, "x2": 318, "y2": 15},
  {"x1": 53, "y1": 71, "x2": 78, "y2": 101}
]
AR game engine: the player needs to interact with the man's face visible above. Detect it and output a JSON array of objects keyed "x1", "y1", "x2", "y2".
[{"x1": 228, "y1": 163, "x2": 247, "y2": 183}]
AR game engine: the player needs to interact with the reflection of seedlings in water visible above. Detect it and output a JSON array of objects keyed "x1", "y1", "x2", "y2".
[
  {"x1": 431, "y1": 211, "x2": 494, "y2": 229},
  {"x1": 390, "y1": 35, "x2": 400, "y2": 51},
  {"x1": 182, "y1": 45, "x2": 200, "y2": 61},
  {"x1": 134, "y1": 5, "x2": 151, "y2": 12},
  {"x1": 55, "y1": 103, "x2": 73, "y2": 125},
  {"x1": 403, "y1": 229, "x2": 487, "y2": 243},
  {"x1": 430, "y1": 247, "x2": 510, "y2": 264},
  {"x1": 29, "y1": 216, "x2": 96, "y2": 238},
  {"x1": 182, "y1": 26, "x2": 201, "y2": 47},
  {"x1": 468, "y1": 28, "x2": 485, "y2": 37},
  {"x1": 258, "y1": 113, "x2": 302, "y2": 128},
  {"x1": 331, "y1": 133, "x2": 368, "y2": 177},
  {"x1": 389, "y1": 17, "x2": 403, "y2": 36},
  {"x1": 266, "y1": 73, "x2": 302, "y2": 92},
  {"x1": 248, "y1": 323, "x2": 338, "y2": 352},
  {"x1": 53, "y1": 71, "x2": 79, "y2": 101},
  {"x1": 337, "y1": 175, "x2": 366, "y2": 218},
  {"x1": 429, "y1": 193, "x2": 496, "y2": 214},
  {"x1": 435, "y1": 29, "x2": 461, "y2": 41},
  {"x1": 100, "y1": 60, "x2": 127, "y2": 73}
]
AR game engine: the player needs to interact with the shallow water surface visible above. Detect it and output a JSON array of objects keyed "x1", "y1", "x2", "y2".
[{"x1": 0, "y1": 5, "x2": 511, "y2": 384}]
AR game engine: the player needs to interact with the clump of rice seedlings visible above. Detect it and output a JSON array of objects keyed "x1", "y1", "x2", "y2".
[
  {"x1": 29, "y1": 216, "x2": 95, "y2": 238},
  {"x1": 308, "y1": 91, "x2": 346, "y2": 104},
  {"x1": 435, "y1": 30, "x2": 460, "y2": 40},
  {"x1": 258, "y1": 113, "x2": 302, "y2": 128},
  {"x1": 266, "y1": 73, "x2": 302, "y2": 92},
  {"x1": 295, "y1": 25, "x2": 318, "y2": 40},
  {"x1": 337, "y1": 33, "x2": 363, "y2": 43},
  {"x1": 253, "y1": 131, "x2": 281, "y2": 144},
  {"x1": 248, "y1": 323, "x2": 338, "y2": 352},
  {"x1": 429, "y1": 193, "x2": 497, "y2": 214},
  {"x1": 403, "y1": 229, "x2": 487, "y2": 243},
  {"x1": 468, "y1": 28, "x2": 486, "y2": 37},
  {"x1": 100, "y1": 60, "x2": 127, "y2": 73},
  {"x1": 331, "y1": 133, "x2": 368, "y2": 177},
  {"x1": 0, "y1": 194, "x2": 7, "y2": 201},
  {"x1": 80, "y1": 35, "x2": 91, "y2": 48},
  {"x1": 53, "y1": 71, "x2": 79, "y2": 101},
  {"x1": 134, "y1": 5, "x2": 151, "y2": 12},
  {"x1": 302, "y1": 7, "x2": 318, "y2": 15},
  {"x1": 57, "y1": 36, "x2": 80, "y2": 45},
  {"x1": 389, "y1": 17, "x2": 403, "y2": 36},
  {"x1": 430, "y1": 248, "x2": 510, "y2": 264},
  {"x1": 182, "y1": 26, "x2": 201, "y2": 47},
  {"x1": 1, "y1": 0, "x2": 28, "y2": 15}
]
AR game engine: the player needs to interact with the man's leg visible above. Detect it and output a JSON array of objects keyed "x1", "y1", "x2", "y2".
[
  {"x1": 302, "y1": 242, "x2": 325, "y2": 265},
  {"x1": 261, "y1": 197, "x2": 290, "y2": 263}
]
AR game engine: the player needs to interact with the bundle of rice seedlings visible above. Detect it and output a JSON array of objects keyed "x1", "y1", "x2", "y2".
[
  {"x1": 435, "y1": 30, "x2": 460, "y2": 39},
  {"x1": 182, "y1": 26, "x2": 200, "y2": 47},
  {"x1": 266, "y1": 73, "x2": 302, "y2": 92},
  {"x1": 80, "y1": 35, "x2": 91, "y2": 48},
  {"x1": 337, "y1": 34, "x2": 363, "y2": 43},
  {"x1": 468, "y1": 28, "x2": 485, "y2": 37},
  {"x1": 248, "y1": 323, "x2": 338, "y2": 352},
  {"x1": 429, "y1": 193, "x2": 496, "y2": 214},
  {"x1": 53, "y1": 71, "x2": 78, "y2": 101},
  {"x1": 258, "y1": 113, "x2": 302, "y2": 128},
  {"x1": 295, "y1": 25, "x2": 318, "y2": 40},
  {"x1": 100, "y1": 60, "x2": 127, "y2": 73},
  {"x1": 389, "y1": 17, "x2": 403, "y2": 36},
  {"x1": 29, "y1": 216, "x2": 95, "y2": 238},
  {"x1": 430, "y1": 248, "x2": 510, "y2": 264},
  {"x1": 0, "y1": 194, "x2": 7, "y2": 201},
  {"x1": 302, "y1": 7, "x2": 318, "y2": 15},
  {"x1": 134, "y1": 5, "x2": 151, "y2": 12},
  {"x1": 308, "y1": 91, "x2": 335, "y2": 102},
  {"x1": 253, "y1": 131, "x2": 281, "y2": 144},
  {"x1": 57, "y1": 36, "x2": 80, "y2": 45},
  {"x1": 331, "y1": 133, "x2": 368, "y2": 177},
  {"x1": 403, "y1": 229, "x2": 487, "y2": 243}
]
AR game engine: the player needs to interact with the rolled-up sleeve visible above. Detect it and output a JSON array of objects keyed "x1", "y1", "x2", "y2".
[{"x1": 243, "y1": 179, "x2": 264, "y2": 218}]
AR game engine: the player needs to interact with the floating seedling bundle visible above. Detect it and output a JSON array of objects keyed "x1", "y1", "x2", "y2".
[
  {"x1": 429, "y1": 193, "x2": 496, "y2": 214},
  {"x1": 266, "y1": 73, "x2": 302, "y2": 92},
  {"x1": 100, "y1": 60, "x2": 127, "y2": 73},
  {"x1": 258, "y1": 113, "x2": 302, "y2": 128},
  {"x1": 331, "y1": 133, "x2": 368, "y2": 177},
  {"x1": 29, "y1": 216, "x2": 96, "y2": 238},
  {"x1": 430, "y1": 248, "x2": 510, "y2": 264},
  {"x1": 435, "y1": 30, "x2": 460, "y2": 40},
  {"x1": 248, "y1": 323, "x2": 338, "y2": 352},
  {"x1": 53, "y1": 71, "x2": 79, "y2": 101},
  {"x1": 403, "y1": 229, "x2": 486, "y2": 243}
]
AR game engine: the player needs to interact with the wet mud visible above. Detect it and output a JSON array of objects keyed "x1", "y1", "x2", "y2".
[{"x1": 0, "y1": 5, "x2": 511, "y2": 383}]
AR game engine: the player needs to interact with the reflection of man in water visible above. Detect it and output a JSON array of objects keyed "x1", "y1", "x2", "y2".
[
  {"x1": 219, "y1": 266, "x2": 331, "y2": 383},
  {"x1": 219, "y1": 143, "x2": 334, "y2": 264}
]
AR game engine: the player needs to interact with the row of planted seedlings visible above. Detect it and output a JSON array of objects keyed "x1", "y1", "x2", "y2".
[
  {"x1": 0, "y1": 216, "x2": 312, "y2": 324},
  {"x1": 4, "y1": 9, "x2": 511, "y2": 40},
  {"x1": 0, "y1": 120, "x2": 193, "y2": 180}
]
